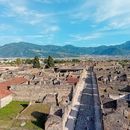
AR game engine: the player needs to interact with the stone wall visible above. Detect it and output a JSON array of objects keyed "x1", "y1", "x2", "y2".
[
  {"x1": 12, "y1": 85, "x2": 72, "y2": 102},
  {"x1": 62, "y1": 69, "x2": 87, "y2": 130},
  {"x1": 0, "y1": 94, "x2": 12, "y2": 108},
  {"x1": 45, "y1": 115, "x2": 62, "y2": 130}
]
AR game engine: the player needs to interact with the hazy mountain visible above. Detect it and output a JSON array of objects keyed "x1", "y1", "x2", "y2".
[{"x1": 0, "y1": 41, "x2": 130, "y2": 57}]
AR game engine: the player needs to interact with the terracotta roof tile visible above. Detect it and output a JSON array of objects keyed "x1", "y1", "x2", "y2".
[
  {"x1": 0, "y1": 77, "x2": 28, "y2": 90},
  {"x1": 0, "y1": 89, "x2": 12, "y2": 99}
]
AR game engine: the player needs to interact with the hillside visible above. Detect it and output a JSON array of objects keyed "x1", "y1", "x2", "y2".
[{"x1": 0, "y1": 41, "x2": 130, "y2": 57}]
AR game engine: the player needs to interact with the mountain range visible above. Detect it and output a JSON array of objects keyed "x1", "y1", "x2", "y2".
[{"x1": 0, "y1": 41, "x2": 130, "y2": 58}]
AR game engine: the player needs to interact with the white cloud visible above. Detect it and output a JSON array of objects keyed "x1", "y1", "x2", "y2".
[
  {"x1": 71, "y1": 0, "x2": 130, "y2": 30},
  {"x1": 70, "y1": 32, "x2": 101, "y2": 42},
  {"x1": 0, "y1": 0, "x2": 56, "y2": 25},
  {"x1": 95, "y1": 0, "x2": 130, "y2": 23},
  {"x1": 70, "y1": 1, "x2": 96, "y2": 21},
  {"x1": 43, "y1": 25, "x2": 60, "y2": 34}
]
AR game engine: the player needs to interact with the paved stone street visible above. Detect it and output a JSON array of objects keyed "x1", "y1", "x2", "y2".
[
  {"x1": 75, "y1": 68, "x2": 103, "y2": 130},
  {"x1": 75, "y1": 71, "x2": 95, "y2": 130}
]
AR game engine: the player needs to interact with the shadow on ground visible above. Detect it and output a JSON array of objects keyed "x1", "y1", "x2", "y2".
[
  {"x1": 20, "y1": 103, "x2": 28, "y2": 109},
  {"x1": 31, "y1": 111, "x2": 48, "y2": 129}
]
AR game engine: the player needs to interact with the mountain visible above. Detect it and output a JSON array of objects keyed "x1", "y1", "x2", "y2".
[{"x1": 0, "y1": 41, "x2": 130, "y2": 57}]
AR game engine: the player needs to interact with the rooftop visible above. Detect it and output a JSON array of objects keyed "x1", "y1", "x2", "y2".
[
  {"x1": 0, "y1": 77, "x2": 28, "y2": 90},
  {"x1": 0, "y1": 89, "x2": 12, "y2": 99}
]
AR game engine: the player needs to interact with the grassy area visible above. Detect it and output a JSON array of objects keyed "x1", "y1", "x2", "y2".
[
  {"x1": 0, "y1": 101, "x2": 28, "y2": 129},
  {"x1": 14, "y1": 120, "x2": 44, "y2": 130},
  {"x1": 20, "y1": 103, "x2": 50, "y2": 118},
  {"x1": 16, "y1": 103, "x2": 50, "y2": 130},
  {"x1": 0, "y1": 101, "x2": 28, "y2": 120},
  {"x1": 0, "y1": 102, "x2": 50, "y2": 130}
]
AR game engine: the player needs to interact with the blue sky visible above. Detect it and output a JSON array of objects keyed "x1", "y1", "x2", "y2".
[{"x1": 0, "y1": 0, "x2": 130, "y2": 47}]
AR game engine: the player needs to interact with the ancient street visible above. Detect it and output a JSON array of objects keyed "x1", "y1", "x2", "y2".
[{"x1": 65, "y1": 67, "x2": 104, "y2": 130}]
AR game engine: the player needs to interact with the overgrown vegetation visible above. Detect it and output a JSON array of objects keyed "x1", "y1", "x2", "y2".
[
  {"x1": 25, "y1": 58, "x2": 33, "y2": 64},
  {"x1": 118, "y1": 60, "x2": 129, "y2": 68}
]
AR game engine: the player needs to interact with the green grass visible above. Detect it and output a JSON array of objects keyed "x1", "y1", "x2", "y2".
[
  {"x1": 14, "y1": 120, "x2": 44, "y2": 130},
  {"x1": 0, "y1": 101, "x2": 28, "y2": 129},
  {"x1": 0, "y1": 102, "x2": 50, "y2": 130},
  {"x1": 20, "y1": 103, "x2": 50, "y2": 118},
  {"x1": 17, "y1": 103, "x2": 50, "y2": 130},
  {"x1": 0, "y1": 101, "x2": 28, "y2": 120}
]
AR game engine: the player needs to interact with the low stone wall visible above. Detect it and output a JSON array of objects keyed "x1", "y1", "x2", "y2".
[
  {"x1": 109, "y1": 94, "x2": 126, "y2": 100},
  {"x1": 16, "y1": 101, "x2": 31, "y2": 120},
  {"x1": 62, "y1": 69, "x2": 87, "y2": 130},
  {"x1": 0, "y1": 94, "x2": 12, "y2": 108}
]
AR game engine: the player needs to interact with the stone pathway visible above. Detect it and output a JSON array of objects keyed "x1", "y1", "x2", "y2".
[
  {"x1": 75, "y1": 71, "x2": 95, "y2": 130},
  {"x1": 75, "y1": 68, "x2": 104, "y2": 130}
]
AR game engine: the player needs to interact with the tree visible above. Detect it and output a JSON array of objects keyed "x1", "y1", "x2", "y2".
[
  {"x1": 33, "y1": 56, "x2": 40, "y2": 68},
  {"x1": 25, "y1": 58, "x2": 33, "y2": 64},
  {"x1": 15, "y1": 58, "x2": 22, "y2": 65},
  {"x1": 72, "y1": 59, "x2": 80, "y2": 63},
  {"x1": 45, "y1": 56, "x2": 54, "y2": 68}
]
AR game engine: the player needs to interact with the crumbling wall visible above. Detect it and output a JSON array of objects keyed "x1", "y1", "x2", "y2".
[
  {"x1": 12, "y1": 85, "x2": 72, "y2": 102},
  {"x1": 45, "y1": 115, "x2": 62, "y2": 130},
  {"x1": 62, "y1": 69, "x2": 87, "y2": 130}
]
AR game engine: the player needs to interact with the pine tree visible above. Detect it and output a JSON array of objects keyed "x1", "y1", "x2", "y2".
[
  {"x1": 45, "y1": 56, "x2": 54, "y2": 68},
  {"x1": 33, "y1": 56, "x2": 40, "y2": 68}
]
